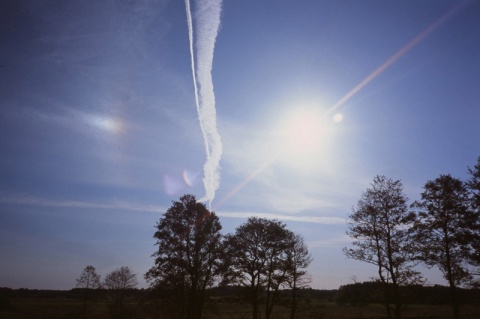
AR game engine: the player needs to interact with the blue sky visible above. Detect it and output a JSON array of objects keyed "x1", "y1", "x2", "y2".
[{"x1": 1, "y1": 0, "x2": 479, "y2": 290}]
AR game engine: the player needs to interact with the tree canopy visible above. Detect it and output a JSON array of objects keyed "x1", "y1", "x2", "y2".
[
  {"x1": 344, "y1": 175, "x2": 420, "y2": 319},
  {"x1": 145, "y1": 194, "x2": 223, "y2": 319},
  {"x1": 412, "y1": 174, "x2": 478, "y2": 319},
  {"x1": 224, "y1": 217, "x2": 310, "y2": 319}
]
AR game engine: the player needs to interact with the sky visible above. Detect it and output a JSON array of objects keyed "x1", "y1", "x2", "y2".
[{"x1": 1, "y1": 0, "x2": 480, "y2": 290}]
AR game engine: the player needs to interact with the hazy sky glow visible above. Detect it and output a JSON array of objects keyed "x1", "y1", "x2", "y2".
[{"x1": 1, "y1": 0, "x2": 480, "y2": 290}]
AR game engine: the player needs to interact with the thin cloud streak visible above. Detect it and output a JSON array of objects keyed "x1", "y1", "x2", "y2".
[
  {"x1": 308, "y1": 235, "x2": 353, "y2": 248},
  {"x1": 185, "y1": 0, "x2": 223, "y2": 208},
  {"x1": 0, "y1": 196, "x2": 165, "y2": 214},
  {"x1": 0, "y1": 195, "x2": 346, "y2": 225},
  {"x1": 216, "y1": 210, "x2": 346, "y2": 225}
]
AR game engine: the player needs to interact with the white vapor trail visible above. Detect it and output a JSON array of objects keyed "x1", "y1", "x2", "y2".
[{"x1": 185, "y1": 0, "x2": 223, "y2": 207}]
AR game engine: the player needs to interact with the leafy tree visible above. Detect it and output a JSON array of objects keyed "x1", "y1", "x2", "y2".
[
  {"x1": 76, "y1": 265, "x2": 101, "y2": 315},
  {"x1": 344, "y1": 175, "x2": 420, "y2": 319},
  {"x1": 103, "y1": 266, "x2": 138, "y2": 318},
  {"x1": 224, "y1": 217, "x2": 295, "y2": 319},
  {"x1": 145, "y1": 194, "x2": 223, "y2": 319},
  {"x1": 412, "y1": 174, "x2": 476, "y2": 319},
  {"x1": 284, "y1": 233, "x2": 312, "y2": 319}
]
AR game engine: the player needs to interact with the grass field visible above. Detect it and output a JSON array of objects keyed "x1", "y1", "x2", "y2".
[
  {"x1": 2, "y1": 297, "x2": 480, "y2": 319},
  {"x1": 209, "y1": 301, "x2": 480, "y2": 319}
]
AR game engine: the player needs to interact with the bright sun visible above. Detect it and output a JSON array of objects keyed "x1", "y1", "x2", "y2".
[
  {"x1": 271, "y1": 106, "x2": 336, "y2": 172},
  {"x1": 282, "y1": 110, "x2": 325, "y2": 154}
]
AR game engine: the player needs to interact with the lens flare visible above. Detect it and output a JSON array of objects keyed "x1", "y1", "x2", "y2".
[
  {"x1": 326, "y1": 1, "x2": 468, "y2": 116},
  {"x1": 182, "y1": 169, "x2": 200, "y2": 187},
  {"x1": 333, "y1": 113, "x2": 343, "y2": 123},
  {"x1": 86, "y1": 115, "x2": 123, "y2": 134}
]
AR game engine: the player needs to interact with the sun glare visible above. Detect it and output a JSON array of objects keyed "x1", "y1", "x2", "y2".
[
  {"x1": 283, "y1": 111, "x2": 324, "y2": 154},
  {"x1": 272, "y1": 106, "x2": 335, "y2": 172}
]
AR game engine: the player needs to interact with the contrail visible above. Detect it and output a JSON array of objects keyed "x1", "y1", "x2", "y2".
[{"x1": 185, "y1": 0, "x2": 223, "y2": 207}]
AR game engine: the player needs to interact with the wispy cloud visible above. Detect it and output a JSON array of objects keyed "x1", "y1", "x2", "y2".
[
  {"x1": 216, "y1": 210, "x2": 346, "y2": 225},
  {"x1": 185, "y1": 0, "x2": 223, "y2": 208},
  {"x1": 308, "y1": 234, "x2": 353, "y2": 248},
  {"x1": 0, "y1": 195, "x2": 345, "y2": 225},
  {"x1": 0, "y1": 196, "x2": 165, "y2": 214}
]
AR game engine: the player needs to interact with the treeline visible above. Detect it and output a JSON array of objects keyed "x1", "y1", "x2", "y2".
[
  {"x1": 336, "y1": 282, "x2": 480, "y2": 306},
  {"x1": 4, "y1": 283, "x2": 480, "y2": 307},
  {"x1": 0, "y1": 287, "x2": 145, "y2": 299},
  {"x1": 210, "y1": 284, "x2": 480, "y2": 306}
]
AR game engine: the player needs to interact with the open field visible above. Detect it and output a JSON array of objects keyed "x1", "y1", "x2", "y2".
[
  {"x1": 2, "y1": 297, "x2": 480, "y2": 319},
  {"x1": 212, "y1": 302, "x2": 480, "y2": 319}
]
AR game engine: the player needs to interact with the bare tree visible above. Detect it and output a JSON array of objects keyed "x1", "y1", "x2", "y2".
[
  {"x1": 467, "y1": 157, "x2": 480, "y2": 279},
  {"x1": 145, "y1": 194, "x2": 224, "y2": 319},
  {"x1": 104, "y1": 266, "x2": 138, "y2": 318},
  {"x1": 76, "y1": 265, "x2": 101, "y2": 315},
  {"x1": 467, "y1": 156, "x2": 480, "y2": 213},
  {"x1": 344, "y1": 175, "x2": 420, "y2": 319},
  {"x1": 284, "y1": 233, "x2": 312, "y2": 319},
  {"x1": 224, "y1": 217, "x2": 294, "y2": 319},
  {"x1": 413, "y1": 174, "x2": 477, "y2": 319}
]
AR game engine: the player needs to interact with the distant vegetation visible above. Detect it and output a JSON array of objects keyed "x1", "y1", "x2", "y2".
[{"x1": 1, "y1": 285, "x2": 480, "y2": 319}]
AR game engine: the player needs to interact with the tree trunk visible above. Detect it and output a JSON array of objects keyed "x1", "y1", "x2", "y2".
[
  {"x1": 378, "y1": 268, "x2": 392, "y2": 319},
  {"x1": 445, "y1": 235, "x2": 459, "y2": 319},
  {"x1": 289, "y1": 287, "x2": 297, "y2": 319},
  {"x1": 82, "y1": 289, "x2": 88, "y2": 316},
  {"x1": 265, "y1": 287, "x2": 279, "y2": 319},
  {"x1": 252, "y1": 301, "x2": 259, "y2": 319},
  {"x1": 448, "y1": 277, "x2": 460, "y2": 319},
  {"x1": 388, "y1": 267, "x2": 401, "y2": 319},
  {"x1": 251, "y1": 285, "x2": 259, "y2": 319},
  {"x1": 392, "y1": 282, "x2": 401, "y2": 319},
  {"x1": 265, "y1": 287, "x2": 272, "y2": 319},
  {"x1": 194, "y1": 291, "x2": 205, "y2": 319},
  {"x1": 383, "y1": 283, "x2": 393, "y2": 319},
  {"x1": 188, "y1": 284, "x2": 196, "y2": 319}
]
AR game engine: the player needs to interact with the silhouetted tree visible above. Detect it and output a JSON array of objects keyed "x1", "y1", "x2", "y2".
[
  {"x1": 145, "y1": 194, "x2": 223, "y2": 319},
  {"x1": 284, "y1": 233, "x2": 312, "y2": 319},
  {"x1": 103, "y1": 266, "x2": 137, "y2": 318},
  {"x1": 466, "y1": 157, "x2": 480, "y2": 279},
  {"x1": 224, "y1": 217, "x2": 295, "y2": 319},
  {"x1": 344, "y1": 175, "x2": 420, "y2": 319},
  {"x1": 75, "y1": 265, "x2": 101, "y2": 316},
  {"x1": 412, "y1": 174, "x2": 476, "y2": 319},
  {"x1": 467, "y1": 156, "x2": 480, "y2": 213}
]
